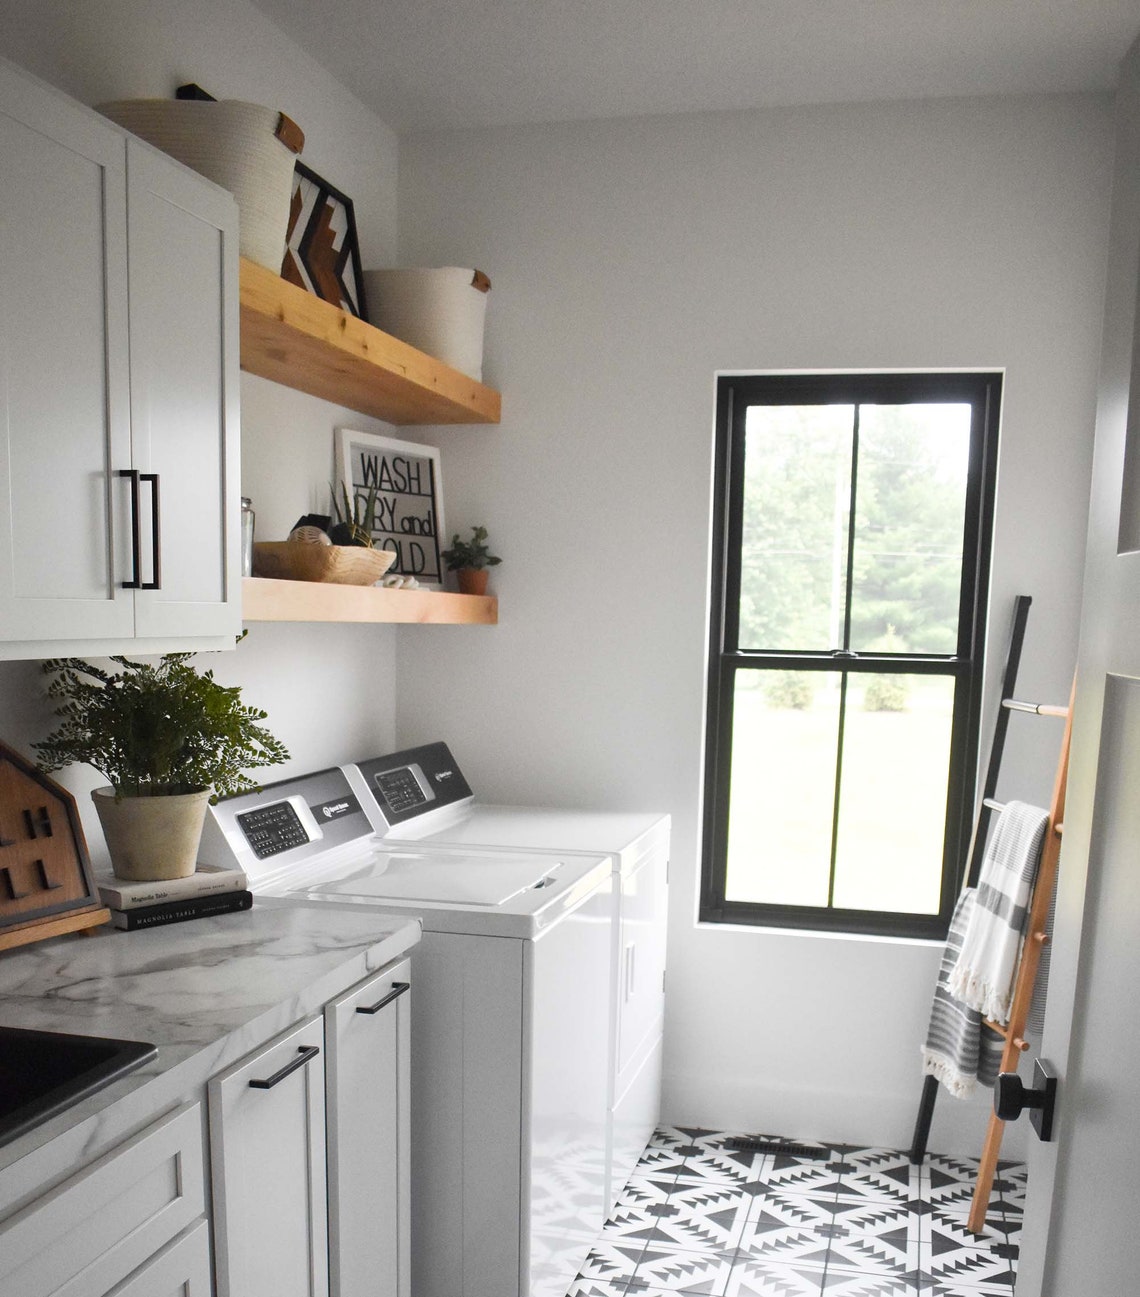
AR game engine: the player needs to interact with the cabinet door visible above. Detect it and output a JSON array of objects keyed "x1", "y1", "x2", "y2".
[
  {"x1": 325, "y1": 959, "x2": 411, "y2": 1297},
  {"x1": 616, "y1": 846, "x2": 668, "y2": 1080},
  {"x1": 0, "y1": 1103, "x2": 204, "y2": 1297},
  {"x1": 108, "y1": 1220, "x2": 212, "y2": 1297},
  {"x1": 0, "y1": 59, "x2": 134, "y2": 645},
  {"x1": 126, "y1": 138, "x2": 240, "y2": 639},
  {"x1": 209, "y1": 1017, "x2": 329, "y2": 1297}
]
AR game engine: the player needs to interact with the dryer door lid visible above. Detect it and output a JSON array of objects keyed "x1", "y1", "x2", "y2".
[{"x1": 303, "y1": 852, "x2": 562, "y2": 907}]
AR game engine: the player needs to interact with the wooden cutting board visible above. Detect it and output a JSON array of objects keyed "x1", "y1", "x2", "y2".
[{"x1": 0, "y1": 741, "x2": 109, "y2": 953}]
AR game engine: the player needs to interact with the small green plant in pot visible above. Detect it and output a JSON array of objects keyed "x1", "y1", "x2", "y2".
[
  {"x1": 441, "y1": 525, "x2": 502, "y2": 595},
  {"x1": 34, "y1": 645, "x2": 289, "y2": 882}
]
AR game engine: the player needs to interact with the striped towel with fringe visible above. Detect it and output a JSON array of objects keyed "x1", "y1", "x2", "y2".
[
  {"x1": 922, "y1": 887, "x2": 1005, "y2": 1098},
  {"x1": 947, "y1": 801, "x2": 1049, "y2": 1022}
]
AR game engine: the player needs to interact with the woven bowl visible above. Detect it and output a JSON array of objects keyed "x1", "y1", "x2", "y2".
[{"x1": 252, "y1": 542, "x2": 396, "y2": 585}]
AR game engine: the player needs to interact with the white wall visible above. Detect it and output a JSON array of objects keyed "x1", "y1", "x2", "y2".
[
  {"x1": 394, "y1": 94, "x2": 1114, "y2": 1153},
  {"x1": 0, "y1": 0, "x2": 405, "y2": 867}
]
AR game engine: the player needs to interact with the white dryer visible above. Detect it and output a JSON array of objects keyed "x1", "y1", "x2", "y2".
[
  {"x1": 342, "y1": 742, "x2": 670, "y2": 1212},
  {"x1": 201, "y1": 765, "x2": 613, "y2": 1297}
]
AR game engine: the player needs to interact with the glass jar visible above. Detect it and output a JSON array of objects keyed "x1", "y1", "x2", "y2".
[{"x1": 240, "y1": 497, "x2": 255, "y2": 577}]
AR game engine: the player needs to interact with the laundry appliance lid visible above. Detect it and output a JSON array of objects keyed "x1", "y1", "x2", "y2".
[{"x1": 293, "y1": 850, "x2": 565, "y2": 907}]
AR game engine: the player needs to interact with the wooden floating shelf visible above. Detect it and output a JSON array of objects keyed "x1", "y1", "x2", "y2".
[
  {"x1": 242, "y1": 577, "x2": 497, "y2": 626},
  {"x1": 238, "y1": 258, "x2": 501, "y2": 426}
]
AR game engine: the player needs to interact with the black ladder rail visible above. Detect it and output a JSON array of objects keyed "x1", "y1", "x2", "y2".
[
  {"x1": 909, "y1": 593, "x2": 1032, "y2": 1165},
  {"x1": 966, "y1": 593, "x2": 1033, "y2": 889}
]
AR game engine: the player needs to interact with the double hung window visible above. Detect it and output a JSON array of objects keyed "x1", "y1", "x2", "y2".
[{"x1": 702, "y1": 371, "x2": 1000, "y2": 937}]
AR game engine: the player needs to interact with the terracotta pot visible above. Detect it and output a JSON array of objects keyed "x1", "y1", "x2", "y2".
[
  {"x1": 92, "y1": 786, "x2": 212, "y2": 881},
  {"x1": 456, "y1": 568, "x2": 490, "y2": 596}
]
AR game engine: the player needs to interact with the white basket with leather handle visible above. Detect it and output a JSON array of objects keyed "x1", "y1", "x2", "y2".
[
  {"x1": 363, "y1": 267, "x2": 491, "y2": 381},
  {"x1": 98, "y1": 98, "x2": 305, "y2": 269}
]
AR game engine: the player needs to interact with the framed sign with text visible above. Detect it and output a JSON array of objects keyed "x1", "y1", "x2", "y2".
[{"x1": 335, "y1": 428, "x2": 445, "y2": 587}]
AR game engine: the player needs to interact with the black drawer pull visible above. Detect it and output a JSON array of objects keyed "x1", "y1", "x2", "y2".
[
  {"x1": 248, "y1": 1043, "x2": 320, "y2": 1089},
  {"x1": 355, "y1": 982, "x2": 410, "y2": 1016}
]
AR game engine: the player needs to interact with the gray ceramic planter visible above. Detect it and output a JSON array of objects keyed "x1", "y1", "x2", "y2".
[{"x1": 92, "y1": 786, "x2": 212, "y2": 881}]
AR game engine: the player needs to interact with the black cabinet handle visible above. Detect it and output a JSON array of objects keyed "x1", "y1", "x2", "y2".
[
  {"x1": 118, "y1": 469, "x2": 141, "y2": 589},
  {"x1": 141, "y1": 473, "x2": 161, "y2": 590},
  {"x1": 355, "y1": 982, "x2": 410, "y2": 1016},
  {"x1": 248, "y1": 1043, "x2": 320, "y2": 1089}
]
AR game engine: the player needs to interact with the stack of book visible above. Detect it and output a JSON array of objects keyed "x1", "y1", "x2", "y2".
[{"x1": 97, "y1": 865, "x2": 251, "y2": 931}]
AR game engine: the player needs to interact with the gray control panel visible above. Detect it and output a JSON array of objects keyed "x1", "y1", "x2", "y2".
[
  {"x1": 350, "y1": 742, "x2": 474, "y2": 829},
  {"x1": 201, "y1": 768, "x2": 373, "y2": 879}
]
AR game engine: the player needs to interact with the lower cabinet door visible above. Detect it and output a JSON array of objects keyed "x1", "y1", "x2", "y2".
[
  {"x1": 209, "y1": 1017, "x2": 329, "y2": 1297},
  {"x1": 107, "y1": 1220, "x2": 212, "y2": 1297},
  {"x1": 0, "y1": 1103, "x2": 204, "y2": 1297},
  {"x1": 324, "y1": 959, "x2": 411, "y2": 1297}
]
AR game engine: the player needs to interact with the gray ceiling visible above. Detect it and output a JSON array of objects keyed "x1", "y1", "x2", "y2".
[{"x1": 251, "y1": 0, "x2": 1140, "y2": 133}]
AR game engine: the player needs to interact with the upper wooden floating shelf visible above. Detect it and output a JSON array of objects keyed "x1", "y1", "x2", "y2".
[
  {"x1": 238, "y1": 258, "x2": 502, "y2": 426},
  {"x1": 242, "y1": 577, "x2": 497, "y2": 626}
]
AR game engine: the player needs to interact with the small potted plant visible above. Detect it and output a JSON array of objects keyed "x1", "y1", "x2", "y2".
[
  {"x1": 33, "y1": 645, "x2": 289, "y2": 882},
  {"x1": 441, "y1": 525, "x2": 502, "y2": 595}
]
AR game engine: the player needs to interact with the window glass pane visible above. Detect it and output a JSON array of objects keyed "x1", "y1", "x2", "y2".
[
  {"x1": 725, "y1": 671, "x2": 838, "y2": 906},
  {"x1": 832, "y1": 674, "x2": 955, "y2": 914},
  {"x1": 849, "y1": 404, "x2": 970, "y2": 655},
  {"x1": 739, "y1": 405, "x2": 853, "y2": 651}
]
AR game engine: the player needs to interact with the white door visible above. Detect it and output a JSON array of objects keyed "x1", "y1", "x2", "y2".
[
  {"x1": 126, "y1": 137, "x2": 240, "y2": 640},
  {"x1": 0, "y1": 59, "x2": 134, "y2": 645},
  {"x1": 325, "y1": 959, "x2": 411, "y2": 1297},
  {"x1": 1017, "y1": 33, "x2": 1140, "y2": 1296},
  {"x1": 209, "y1": 1017, "x2": 329, "y2": 1297}
]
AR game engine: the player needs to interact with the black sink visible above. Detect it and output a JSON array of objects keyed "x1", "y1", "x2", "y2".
[{"x1": 0, "y1": 1026, "x2": 158, "y2": 1147}]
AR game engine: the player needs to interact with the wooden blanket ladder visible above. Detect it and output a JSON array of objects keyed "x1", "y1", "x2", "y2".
[{"x1": 909, "y1": 593, "x2": 1073, "y2": 1233}]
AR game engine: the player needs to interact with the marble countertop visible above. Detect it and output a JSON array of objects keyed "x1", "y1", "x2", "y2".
[{"x1": 0, "y1": 898, "x2": 420, "y2": 1179}]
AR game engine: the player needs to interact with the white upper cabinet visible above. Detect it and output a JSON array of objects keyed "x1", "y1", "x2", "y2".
[
  {"x1": 126, "y1": 138, "x2": 240, "y2": 640},
  {"x1": 0, "y1": 62, "x2": 133, "y2": 646},
  {"x1": 0, "y1": 58, "x2": 239, "y2": 658}
]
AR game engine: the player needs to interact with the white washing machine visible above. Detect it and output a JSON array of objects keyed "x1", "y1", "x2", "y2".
[
  {"x1": 201, "y1": 765, "x2": 613, "y2": 1297},
  {"x1": 342, "y1": 742, "x2": 670, "y2": 1213}
]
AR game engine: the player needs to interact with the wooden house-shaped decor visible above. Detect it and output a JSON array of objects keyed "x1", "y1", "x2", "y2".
[{"x1": 0, "y1": 741, "x2": 109, "y2": 953}]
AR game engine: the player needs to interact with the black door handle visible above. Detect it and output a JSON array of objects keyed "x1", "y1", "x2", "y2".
[
  {"x1": 994, "y1": 1058, "x2": 1057, "y2": 1141},
  {"x1": 248, "y1": 1043, "x2": 320, "y2": 1089},
  {"x1": 355, "y1": 982, "x2": 410, "y2": 1015}
]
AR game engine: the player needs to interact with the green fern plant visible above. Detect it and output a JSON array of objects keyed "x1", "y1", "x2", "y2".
[{"x1": 33, "y1": 644, "x2": 289, "y2": 799}]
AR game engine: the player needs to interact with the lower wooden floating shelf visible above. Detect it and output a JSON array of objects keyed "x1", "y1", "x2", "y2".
[{"x1": 242, "y1": 577, "x2": 497, "y2": 625}]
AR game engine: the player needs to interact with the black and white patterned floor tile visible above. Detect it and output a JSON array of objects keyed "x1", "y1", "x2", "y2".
[{"x1": 571, "y1": 1130, "x2": 1021, "y2": 1297}]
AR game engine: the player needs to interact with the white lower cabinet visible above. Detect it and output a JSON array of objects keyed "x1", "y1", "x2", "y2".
[
  {"x1": 209, "y1": 959, "x2": 412, "y2": 1297},
  {"x1": 0, "y1": 1103, "x2": 205, "y2": 1297},
  {"x1": 324, "y1": 959, "x2": 411, "y2": 1297},
  {"x1": 106, "y1": 1219, "x2": 213, "y2": 1297},
  {"x1": 0, "y1": 961, "x2": 412, "y2": 1297},
  {"x1": 209, "y1": 1016, "x2": 329, "y2": 1297},
  {"x1": 607, "y1": 831, "x2": 669, "y2": 1209}
]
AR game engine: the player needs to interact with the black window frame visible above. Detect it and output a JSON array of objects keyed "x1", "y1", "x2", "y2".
[{"x1": 701, "y1": 370, "x2": 1001, "y2": 939}]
